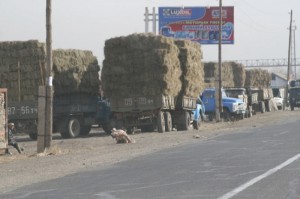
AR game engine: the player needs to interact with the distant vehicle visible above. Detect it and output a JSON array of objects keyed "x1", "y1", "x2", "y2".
[
  {"x1": 289, "y1": 86, "x2": 300, "y2": 111},
  {"x1": 290, "y1": 79, "x2": 300, "y2": 88},
  {"x1": 272, "y1": 88, "x2": 285, "y2": 110},
  {"x1": 201, "y1": 88, "x2": 247, "y2": 121}
]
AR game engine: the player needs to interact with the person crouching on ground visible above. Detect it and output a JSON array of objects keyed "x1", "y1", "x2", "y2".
[
  {"x1": 6, "y1": 123, "x2": 24, "y2": 154},
  {"x1": 111, "y1": 128, "x2": 135, "y2": 144}
]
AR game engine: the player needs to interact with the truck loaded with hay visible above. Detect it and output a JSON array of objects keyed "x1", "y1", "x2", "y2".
[
  {"x1": 244, "y1": 69, "x2": 274, "y2": 113},
  {"x1": 204, "y1": 62, "x2": 274, "y2": 115},
  {"x1": 101, "y1": 33, "x2": 205, "y2": 133},
  {"x1": 0, "y1": 40, "x2": 110, "y2": 139}
]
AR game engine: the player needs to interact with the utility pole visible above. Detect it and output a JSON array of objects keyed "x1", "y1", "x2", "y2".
[
  {"x1": 215, "y1": 0, "x2": 222, "y2": 122},
  {"x1": 284, "y1": 10, "x2": 293, "y2": 110},
  {"x1": 38, "y1": 0, "x2": 53, "y2": 153},
  {"x1": 45, "y1": 0, "x2": 53, "y2": 148},
  {"x1": 291, "y1": 25, "x2": 297, "y2": 79}
]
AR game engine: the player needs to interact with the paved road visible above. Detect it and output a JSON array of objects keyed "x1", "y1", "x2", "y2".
[{"x1": 2, "y1": 115, "x2": 300, "y2": 199}]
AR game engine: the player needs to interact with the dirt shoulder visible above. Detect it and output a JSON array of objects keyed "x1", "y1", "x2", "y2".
[{"x1": 0, "y1": 110, "x2": 298, "y2": 193}]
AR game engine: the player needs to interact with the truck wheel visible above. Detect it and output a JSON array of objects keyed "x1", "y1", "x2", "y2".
[
  {"x1": 266, "y1": 100, "x2": 271, "y2": 112},
  {"x1": 208, "y1": 114, "x2": 214, "y2": 121},
  {"x1": 181, "y1": 111, "x2": 190, "y2": 131},
  {"x1": 193, "y1": 115, "x2": 201, "y2": 130},
  {"x1": 248, "y1": 106, "x2": 253, "y2": 118},
  {"x1": 29, "y1": 132, "x2": 37, "y2": 140},
  {"x1": 291, "y1": 105, "x2": 295, "y2": 111},
  {"x1": 157, "y1": 111, "x2": 165, "y2": 133},
  {"x1": 80, "y1": 125, "x2": 91, "y2": 136},
  {"x1": 259, "y1": 101, "x2": 266, "y2": 113},
  {"x1": 164, "y1": 112, "x2": 172, "y2": 132},
  {"x1": 222, "y1": 109, "x2": 231, "y2": 122},
  {"x1": 67, "y1": 118, "x2": 81, "y2": 138}
]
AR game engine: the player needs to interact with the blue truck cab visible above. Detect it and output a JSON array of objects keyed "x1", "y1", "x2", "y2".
[{"x1": 201, "y1": 88, "x2": 247, "y2": 121}]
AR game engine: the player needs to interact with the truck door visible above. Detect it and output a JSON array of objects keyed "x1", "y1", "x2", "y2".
[{"x1": 202, "y1": 90, "x2": 215, "y2": 113}]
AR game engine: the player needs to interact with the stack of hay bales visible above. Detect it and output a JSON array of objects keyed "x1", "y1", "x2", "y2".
[
  {"x1": 245, "y1": 69, "x2": 271, "y2": 88},
  {"x1": 203, "y1": 61, "x2": 246, "y2": 88},
  {"x1": 101, "y1": 33, "x2": 204, "y2": 101},
  {"x1": 174, "y1": 40, "x2": 204, "y2": 97},
  {"x1": 52, "y1": 49, "x2": 100, "y2": 95},
  {"x1": 0, "y1": 40, "x2": 46, "y2": 101},
  {"x1": 0, "y1": 40, "x2": 101, "y2": 102}
]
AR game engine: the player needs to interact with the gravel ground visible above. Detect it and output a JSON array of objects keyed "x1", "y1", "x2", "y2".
[{"x1": 0, "y1": 109, "x2": 298, "y2": 194}]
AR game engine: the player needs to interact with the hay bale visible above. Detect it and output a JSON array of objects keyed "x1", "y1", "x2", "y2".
[
  {"x1": 174, "y1": 39, "x2": 204, "y2": 97},
  {"x1": 52, "y1": 49, "x2": 100, "y2": 95},
  {"x1": 0, "y1": 41, "x2": 101, "y2": 102},
  {"x1": 0, "y1": 40, "x2": 46, "y2": 101},
  {"x1": 203, "y1": 61, "x2": 246, "y2": 88},
  {"x1": 245, "y1": 69, "x2": 271, "y2": 88},
  {"x1": 101, "y1": 33, "x2": 182, "y2": 98}
]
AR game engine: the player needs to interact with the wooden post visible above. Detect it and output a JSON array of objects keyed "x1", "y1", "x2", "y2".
[
  {"x1": 45, "y1": 0, "x2": 53, "y2": 149},
  {"x1": 37, "y1": 86, "x2": 46, "y2": 153}
]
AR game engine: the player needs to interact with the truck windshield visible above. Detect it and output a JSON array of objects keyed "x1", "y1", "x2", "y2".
[
  {"x1": 225, "y1": 90, "x2": 244, "y2": 97},
  {"x1": 202, "y1": 91, "x2": 214, "y2": 98}
]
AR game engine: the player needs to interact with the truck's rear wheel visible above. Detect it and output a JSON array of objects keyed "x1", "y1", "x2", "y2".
[
  {"x1": 291, "y1": 105, "x2": 295, "y2": 111},
  {"x1": 259, "y1": 101, "x2": 266, "y2": 113},
  {"x1": 181, "y1": 111, "x2": 190, "y2": 131},
  {"x1": 157, "y1": 111, "x2": 165, "y2": 133},
  {"x1": 248, "y1": 106, "x2": 253, "y2": 117},
  {"x1": 64, "y1": 118, "x2": 81, "y2": 138},
  {"x1": 266, "y1": 100, "x2": 271, "y2": 112},
  {"x1": 164, "y1": 112, "x2": 172, "y2": 132}
]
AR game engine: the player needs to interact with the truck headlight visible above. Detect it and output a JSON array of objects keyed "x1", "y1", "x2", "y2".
[{"x1": 232, "y1": 103, "x2": 238, "y2": 111}]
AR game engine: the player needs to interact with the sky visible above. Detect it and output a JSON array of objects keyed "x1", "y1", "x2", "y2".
[{"x1": 0, "y1": 0, "x2": 299, "y2": 66}]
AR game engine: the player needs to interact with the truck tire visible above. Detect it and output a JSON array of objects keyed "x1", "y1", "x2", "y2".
[
  {"x1": 222, "y1": 108, "x2": 231, "y2": 122},
  {"x1": 157, "y1": 111, "x2": 165, "y2": 133},
  {"x1": 259, "y1": 101, "x2": 266, "y2": 113},
  {"x1": 164, "y1": 112, "x2": 172, "y2": 132},
  {"x1": 66, "y1": 118, "x2": 81, "y2": 138},
  {"x1": 291, "y1": 105, "x2": 295, "y2": 111},
  {"x1": 248, "y1": 106, "x2": 253, "y2": 118},
  {"x1": 266, "y1": 100, "x2": 271, "y2": 112},
  {"x1": 180, "y1": 111, "x2": 190, "y2": 131}
]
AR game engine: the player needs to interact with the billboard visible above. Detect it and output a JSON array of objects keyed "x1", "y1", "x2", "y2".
[{"x1": 158, "y1": 6, "x2": 234, "y2": 44}]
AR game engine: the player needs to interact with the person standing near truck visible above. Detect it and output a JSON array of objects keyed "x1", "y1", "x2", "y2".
[{"x1": 6, "y1": 123, "x2": 24, "y2": 155}]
